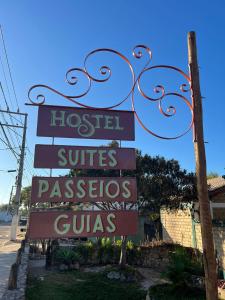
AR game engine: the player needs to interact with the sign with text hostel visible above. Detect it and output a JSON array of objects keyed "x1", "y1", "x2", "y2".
[
  {"x1": 37, "y1": 105, "x2": 135, "y2": 140},
  {"x1": 28, "y1": 104, "x2": 138, "y2": 239}
]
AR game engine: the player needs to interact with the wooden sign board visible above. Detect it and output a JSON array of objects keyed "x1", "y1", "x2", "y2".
[
  {"x1": 34, "y1": 145, "x2": 136, "y2": 170},
  {"x1": 37, "y1": 105, "x2": 135, "y2": 140},
  {"x1": 31, "y1": 176, "x2": 137, "y2": 204},
  {"x1": 27, "y1": 210, "x2": 138, "y2": 239}
]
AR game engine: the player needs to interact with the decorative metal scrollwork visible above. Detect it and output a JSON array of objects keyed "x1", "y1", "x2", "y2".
[{"x1": 27, "y1": 45, "x2": 193, "y2": 139}]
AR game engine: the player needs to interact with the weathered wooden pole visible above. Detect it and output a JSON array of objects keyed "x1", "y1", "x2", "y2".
[{"x1": 188, "y1": 31, "x2": 218, "y2": 300}]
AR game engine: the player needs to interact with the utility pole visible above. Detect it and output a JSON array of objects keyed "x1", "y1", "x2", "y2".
[
  {"x1": 7, "y1": 185, "x2": 15, "y2": 214},
  {"x1": 188, "y1": 31, "x2": 218, "y2": 300},
  {"x1": 3, "y1": 111, "x2": 28, "y2": 241}
]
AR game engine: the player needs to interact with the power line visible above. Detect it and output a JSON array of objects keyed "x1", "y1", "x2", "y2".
[
  {"x1": 22, "y1": 136, "x2": 34, "y2": 177},
  {"x1": 0, "y1": 130, "x2": 8, "y2": 146},
  {"x1": 0, "y1": 84, "x2": 22, "y2": 148},
  {"x1": 23, "y1": 159, "x2": 33, "y2": 177},
  {"x1": 23, "y1": 171, "x2": 31, "y2": 185},
  {"x1": 7, "y1": 125, "x2": 23, "y2": 139},
  {"x1": 0, "y1": 82, "x2": 23, "y2": 125},
  {"x1": 0, "y1": 28, "x2": 34, "y2": 196},
  {"x1": 0, "y1": 114, "x2": 18, "y2": 151},
  {"x1": 0, "y1": 26, "x2": 25, "y2": 164},
  {"x1": 0, "y1": 82, "x2": 8, "y2": 108},
  {"x1": 0, "y1": 27, "x2": 24, "y2": 161},
  {"x1": 0, "y1": 26, "x2": 21, "y2": 114},
  {"x1": 0, "y1": 121, "x2": 34, "y2": 178},
  {"x1": 0, "y1": 52, "x2": 14, "y2": 109},
  {"x1": 26, "y1": 146, "x2": 49, "y2": 176},
  {"x1": 0, "y1": 108, "x2": 20, "y2": 150},
  {"x1": 0, "y1": 122, "x2": 18, "y2": 159},
  {"x1": 0, "y1": 136, "x2": 12, "y2": 149},
  {"x1": 9, "y1": 114, "x2": 23, "y2": 126},
  {"x1": 0, "y1": 146, "x2": 20, "y2": 151},
  {"x1": 0, "y1": 110, "x2": 20, "y2": 154}
]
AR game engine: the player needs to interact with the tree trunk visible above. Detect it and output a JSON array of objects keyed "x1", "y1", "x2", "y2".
[
  {"x1": 45, "y1": 239, "x2": 52, "y2": 269},
  {"x1": 119, "y1": 235, "x2": 127, "y2": 268}
]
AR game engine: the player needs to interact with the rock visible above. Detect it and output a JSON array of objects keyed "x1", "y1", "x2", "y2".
[
  {"x1": 106, "y1": 270, "x2": 137, "y2": 282},
  {"x1": 107, "y1": 271, "x2": 120, "y2": 280},
  {"x1": 120, "y1": 274, "x2": 126, "y2": 281},
  {"x1": 59, "y1": 264, "x2": 68, "y2": 271},
  {"x1": 146, "y1": 291, "x2": 150, "y2": 300},
  {"x1": 70, "y1": 262, "x2": 80, "y2": 270},
  {"x1": 188, "y1": 275, "x2": 205, "y2": 289},
  {"x1": 126, "y1": 274, "x2": 135, "y2": 282}
]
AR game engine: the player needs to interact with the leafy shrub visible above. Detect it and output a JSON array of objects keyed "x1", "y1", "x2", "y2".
[
  {"x1": 162, "y1": 246, "x2": 204, "y2": 288},
  {"x1": 149, "y1": 283, "x2": 205, "y2": 300},
  {"x1": 115, "y1": 239, "x2": 122, "y2": 247},
  {"x1": 53, "y1": 239, "x2": 143, "y2": 267},
  {"x1": 97, "y1": 238, "x2": 115, "y2": 264},
  {"x1": 75, "y1": 241, "x2": 94, "y2": 264},
  {"x1": 126, "y1": 240, "x2": 134, "y2": 250},
  {"x1": 54, "y1": 248, "x2": 81, "y2": 266},
  {"x1": 94, "y1": 238, "x2": 141, "y2": 265},
  {"x1": 101, "y1": 237, "x2": 112, "y2": 247}
]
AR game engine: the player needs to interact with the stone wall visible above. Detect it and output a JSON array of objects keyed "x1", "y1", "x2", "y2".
[
  {"x1": 51, "y1": 241, "x2": 175, "y2": 271},
  {"x1": 161, "y1": 208, "x2": 225, "y2": 270},
  {"x1": 213, "y1": 226, "x2": 225, "y2": 269},
  {"x1": 160, "y1": 209, "x2": 193, "y2": 248},
  {"x1": 134, "y1": 244, "x2": 173, "y2": 270}
]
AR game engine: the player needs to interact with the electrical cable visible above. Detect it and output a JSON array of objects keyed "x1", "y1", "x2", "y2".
[
  {"x1": 0, "y1": 146, "x2": 20, "y2": 150},
  {"x1": 0, "y1": 26, "x2": 21, "y2": 117},
  {"x1": 0, "y1": 83, "x2": 23, "y2": 147},
  {"x1": 0, "y1": 122, "x2": 18, "y2": 159},
  {"x1": 0, "y1": 53, "x2": 14, "y2": 110}
]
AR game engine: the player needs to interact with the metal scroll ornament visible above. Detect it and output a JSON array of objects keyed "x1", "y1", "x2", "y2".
[{"x1": 28, "y1": 45, "x2": 193, "y2": 140}]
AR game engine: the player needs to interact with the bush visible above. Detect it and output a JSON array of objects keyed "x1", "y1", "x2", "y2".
[
  {"x1": 126, "y1": 241, "x2": 141, "y2": 265},
  {"x1": 162, "y1": 246, "x2": 204, "y2": 287},
  {"x1": 75, "y1": 241, "x2": 94, "y2": 264},
  {"x1": 126, "y1": 240, "x2": 134, "y2": 250},
  {"x1": 149, "y1": 283, "x2": 205, "y2": 300},
  {"x1": 151, "y1": 246, "x2": 205, "y2": 299},
  {"x1": 54, "y1": 248, "x2": 81, "y2": 267},
  {"x1": 97, "y1": 238, "x2": 115, "y2": 264},
  {"x1": 52, "y1": 239, "x2": 144, "y2": 267}
]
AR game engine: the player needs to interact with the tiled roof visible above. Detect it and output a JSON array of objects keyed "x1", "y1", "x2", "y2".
[{"x1": 207, "y1": 177, "x2": 225, "y2": 192}]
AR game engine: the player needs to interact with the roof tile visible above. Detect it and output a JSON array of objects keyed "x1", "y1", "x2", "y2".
[{"x1": 207, "y1": 177, "x2": 225, "y2": 191}]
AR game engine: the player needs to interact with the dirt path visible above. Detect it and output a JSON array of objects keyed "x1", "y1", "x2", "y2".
[{"x1": 137, "y1": 267, "x2": 169, "y2": 290}]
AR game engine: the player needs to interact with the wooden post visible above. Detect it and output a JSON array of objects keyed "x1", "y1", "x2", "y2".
[
  {"x1": 188, "y1": 31, "x2": 218, "y2": 300},
  {"x1": 119, "y1": 139, "x2": 127, "y2": 268}
]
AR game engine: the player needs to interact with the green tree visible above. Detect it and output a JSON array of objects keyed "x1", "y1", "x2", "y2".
[
  {"x1": 69, "y1": 146, "x2": 197, "y2": 212},
  {"x1": 207, "y1": 171, "x2": 219, "y2": 179},
  {"x1": 12, "y1": 185, "x2": 31, "y2": 209},
  {"x1": 125, "y1": 151, "x2": 197, "y2": 212},
  {"x1": 20, "y1": 185, "x2": 31, "y2": 208},
  {"x1": 0, "y1": 204, "x2": 8, "y2": 211},
  {"x1": 68, "y1": 141, "x2": 197, "y2": 267}
]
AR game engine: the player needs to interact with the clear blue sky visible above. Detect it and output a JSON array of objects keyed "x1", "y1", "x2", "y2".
[{"x1": 0, "y1": 0, "x2": 225, "y2": 204}]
